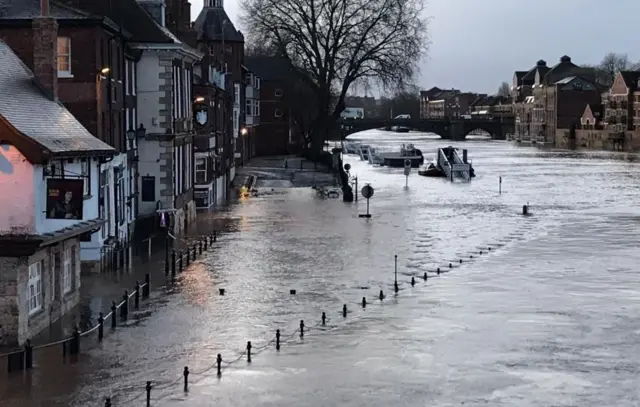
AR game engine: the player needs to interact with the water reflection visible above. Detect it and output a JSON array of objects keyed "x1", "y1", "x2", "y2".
[{"x1": 2, "y1": 130, "x2": 640, "y2": 406}]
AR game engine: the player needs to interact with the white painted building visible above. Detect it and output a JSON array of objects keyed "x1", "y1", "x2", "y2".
[
  {"x1": 0, "y1": 39, "x2": 115, "y2": 345},
  {"x1": 131, "y1": 0, "x2": 202, "y2": 236}
]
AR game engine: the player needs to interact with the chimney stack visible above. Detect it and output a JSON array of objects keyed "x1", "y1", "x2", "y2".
[{"x1": 32, "y1": 0, "x2": 58, "y2": 100}]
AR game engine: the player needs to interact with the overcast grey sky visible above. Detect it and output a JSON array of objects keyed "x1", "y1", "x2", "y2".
[{"x1": 189, "y1": 0, "x2": 640, "y2": 95}]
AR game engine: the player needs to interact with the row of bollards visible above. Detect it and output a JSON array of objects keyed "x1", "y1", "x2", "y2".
[
  {"x1": 99, "y1": 273, "x2": 151, "y2": 341},
  {"x1": 102, "y1": 244, "x2": 507, "y2": 405},
  {"x1": 169, "y1": 231, "x2": 218, "y2": 279}
]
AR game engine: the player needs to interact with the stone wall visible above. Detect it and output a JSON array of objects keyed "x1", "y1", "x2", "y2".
[
  {"x1": 0, "y1": 238, "x2": 81, "y2": 346},
  {"x1": 555, "y1": 129, "x2": 640, "y2": 152}
]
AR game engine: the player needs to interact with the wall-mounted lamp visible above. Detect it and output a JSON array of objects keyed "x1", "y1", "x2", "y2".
[
  {"x1": 194, "y1": 96, "x2": 205, "y2": 103},
  {"x1": 101, "y1": 67, "x2": 111, "y2": 75},
  {"x1": 240, "y1": 127, "x2": 248, "y2": 136}
]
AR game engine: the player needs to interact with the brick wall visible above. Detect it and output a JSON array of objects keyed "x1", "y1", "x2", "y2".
[{"x1": 32, "y1": 17, "x2": 58, "y2": 99}]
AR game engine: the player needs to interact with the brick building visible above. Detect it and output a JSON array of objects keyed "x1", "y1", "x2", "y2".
[
  {"x1": 245, "y1": 56, "x2": 299, "y2": 155},
  {"x1": 0, "y1": 0, "x2": 140, "y2": 266}
]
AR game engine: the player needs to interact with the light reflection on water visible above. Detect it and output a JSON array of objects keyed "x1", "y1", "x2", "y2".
[{"x1": 2, "y1": 130, "x2": 640, "y2": 406}]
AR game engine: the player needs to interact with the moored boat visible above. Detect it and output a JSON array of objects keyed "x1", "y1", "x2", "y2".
[{"x1": 418, "y1": 162, "x2": 445, "y2": 177}]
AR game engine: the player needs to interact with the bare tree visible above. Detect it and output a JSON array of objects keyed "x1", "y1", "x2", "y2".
[
  {"x1": 497, "y1": 81, "x2": 510, "y2": 97},
  {"x1": 241, "y1": 0, "x2": 429, "y2": 153},
  {"x1": 584, "y1": 52, "x2": 636, "y2": 87}
]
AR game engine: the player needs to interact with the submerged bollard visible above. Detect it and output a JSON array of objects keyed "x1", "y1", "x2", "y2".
[
  {"x1": 105, "y1": 397, "x2": 112, "y2": 407},
  {"x1": 216, "y1": 353, "x2": 222, "y2": 376},
  {"x1": 437, "y1": 267, "x2": 441, "y2": 275},
  {"x1": 98, "y1": 312, "x2": 104, "y2": 341},
  {"x1": 379, "y1": 290, "x2": 384, "y2": 301},
  {"x1": 219, "y1": 288, "x2": 225, "y2": 296},
  {"x1": 199, "y1": 240, "x2": 203, "y2": 255},
  {"x1": 362, "y1": 297, "x2": 367, "y2": 308},
  {"x1": 300, "y1": 320, "x2": 305, "y2": 338},
  {"x1": 183, "y1": 366, "x2": 189, "y2": 392},
  {"x1": 411, "y1": 277, "x2": 415, "y2": 286},
  {"x1": 449, "y1": 263, "x2": 452, "y2": 268},
  {"x1": 121, "y1": 291, "x2": 128, "y2": 320},
  {"x1": 276, "y1": 329, "x2": 281, "y2": 350},
  {"x1": 204, "y1": 237, "x2": 208, "y2": 251},
  {"x1": 213, "y1": 229, "x2": 217, "y2": 242},
  {"x1": 171, "y1": 250, "x2": 176, "y2": 276},
  {"x1": 143, "y1": 273, "x2": 150, "y2": 297},
  {"x1": 459, "y1": 259, "x2": 462, "y2": 264},
  {"x1": 247, "y1": 341, "x2": 252, "y2": 363},
  {"x1": 290, "y1": 289, "x2": 296, "y2": 295},
  {"x1": 522, "y1": 204, "x2": 529, "y2": 215},
  {"x1": 179, "y1": 251, "x2": 184, "y2": 271},
  {"x1": 423, "y1": 272, "x2": 428, "y2": 281},
  {"x1": 479, "y1": 250, "x2": 483, "y2": 254},
  {"x1": 111, "y1": 301, "x2": 117, "y2": 328},
  {"x1": 342, "y1": 304, "x2": 347, "y2": 317},
  {"x1": 134, "y1": 282, "x2": 140, "y2": 309},
  {"x1": 145, "y1": 381, "x2": 152, "y2": 407},
  {"x1": 321, "y1": 312, "x2": 326, "y2": 326}
]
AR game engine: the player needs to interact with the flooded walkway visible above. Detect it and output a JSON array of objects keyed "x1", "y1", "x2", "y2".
[{"x1": 2, "y1": 132, "x2": 640, "y2": 406}]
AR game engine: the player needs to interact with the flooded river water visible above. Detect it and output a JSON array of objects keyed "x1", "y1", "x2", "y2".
[{"x1": 2, "y1": 130, "x2": 640, "y2": 406}]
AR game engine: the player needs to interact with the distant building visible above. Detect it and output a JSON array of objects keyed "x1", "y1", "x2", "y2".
[{"x1": 0, "y1": 38, "x2": 115, "y2": 345}]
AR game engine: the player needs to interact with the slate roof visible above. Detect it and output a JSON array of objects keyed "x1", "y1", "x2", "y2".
[
  {"x1": 514, "y1": 71, "x2": 527, "y2": 86},
  {"x1": 193, "y1": 6, "x2": 244, "y2": 42},
  {"x1": 0, "y1": 41, "x2": 115, "y2": 155},
  {"x1": 245, "y1": 56, "x2": 293, "y2": 81},
  {"x1": 0, "y1": 0, "x2": 92, "y2": 19},
  {"x1": 522, "y1": 60, "x2": 550, "y2": 85}
]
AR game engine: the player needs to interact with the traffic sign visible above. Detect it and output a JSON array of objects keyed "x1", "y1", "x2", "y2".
[
  {"x1": 344, "y1": 163, "x2": 351, "y2": 171},
  {"x1": 404, "y1": 167, "x2": 411, "y2": 176},
  {"x1": 361, "y1": 184, "x2": 374, "y2": 199},
  {"x1": 404, "y1": 159, "x2": 412, "y2": 168}
]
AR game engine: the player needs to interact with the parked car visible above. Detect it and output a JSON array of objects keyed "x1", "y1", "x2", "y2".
[{"x1": 394, "y1": 114, "x2": 411, "y2": 119}]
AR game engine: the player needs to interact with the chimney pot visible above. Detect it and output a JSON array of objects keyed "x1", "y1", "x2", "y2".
[{"x1": 40, "y1": 0, "x2": 49, "y2": 16}]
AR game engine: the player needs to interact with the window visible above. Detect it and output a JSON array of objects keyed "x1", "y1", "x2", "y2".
[
  {"x1": 81, "y1": 159, "x2": 91, "y2": 196},
  {"x1": 254, "y1": 77, "x2": 260, "y2": 89},
  {"x1": 63, "y1": 247, "x2": 73, "y2": 294},
  {"x1": 141, "y1": 176, "x2": 155, "y2": 202},
  {"x1": 100, "y1": 170, "x2": 109, "y2": 238},
  {"x1": 28, "y1": 261, "x2": 43, "y2": 315},
  {"x1": 57, "y1": 37, "x2": 72, "y2": 77},
  {"x1": 274, "y1": 88, "x2": 283, "y2": 97},
  {"x1": 246, "y1": 99, "x2": 253, "y2": 116},
  {"x1": 125, "y1": 60, "x2": 130, "y2": 95},
  {"x1": 116, "y1": 169, "x2": 125, "y2": 225},
  {"x1": 195, "y1": 157, "x2": 207, "y2": 184},
  {"x1": 274, "y1": 108, "x2": 282, "y2": 118},
  {"x1": 254, "y1": 100, "x2": 260, "y2": 117}
]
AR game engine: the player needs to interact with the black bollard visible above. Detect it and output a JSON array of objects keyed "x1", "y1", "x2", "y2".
[
  {"x1": 121, "y1": 291, "x2": 128, "y2": 320},
  {"x1": 437, "y1": 267, "x2": 440, "y2": 275},
  {"x1": 72, "y1": 327, "x2": 80, "y2": 354},
  {"x1": 488, "y1": 247, "x2": 491, "y2": 251},
  {"x1": 394, "y1": 281, "x2": 399, "y2": 293},
  {"x1": 290, "y1": 289, "x2": 296, "y2": 295},
  {"x1": 98, "y1": 312, "x2": 104, "y2": 341},
  {"x1": 179, "y1": 251, "x2": 183, "y2": 271},
  {"x1": 247, "y1": 341, "x2": 252, "y2": 363},
  {"x1": 362, "y1": 297, "x2": 367, "y2": 308},
  {"x1": 459, "y1": 259, "x2": 462, "y2": 264},
  {"x1": 143, "y1": 273, "x2": 150, "y2": 298},
  {"x1": 411, "y1": 277, "x2": 415, "y2": 286},
  {"x1": 470, "y1": 255, "x2": 473, "y2": 259},
  {"x1": 423, "y1": 272, "x2": 428, "y2": 281},
  {"x1": 522, "y1": 205, "x2": 528, "y2": 216},
  {"x1": 217, "y1": 353, "x2": 222, "y2": 376},
  {"x1": 186, "y1": 248, "x2": 191, "y2": 265},
  {"x1": 105, "y1": 397, "x2": 112, "y2": 407},
  {"x1": 449, "y1": 263, "x2": 452, "y2": 268},
  {"x1": 479, "y1": 250, "x2": 483, "y2": 254},
  {"x1": 204, "y1": 237, "x2": 208, "y2": 251},
  {"x1": 134, "y1": 282, "x2": 140, "y2": 309},
  {"x1": 379, "y1": 290, "x2": 384, "y2": 301},
  {"x1": 111, "y1": 301, "x2": 117, "y2": 328},
  {"x1": 171, "y1": 250, "x2": 176, "y2": 276},
  {"x1": 145, "y1": 381, "x2": 152, "y2": 407},
  {"x1": 219, "y1": 288, "x2": 225, "y2": 295},
  {"x1": 342, "y1": 304, "x2": 347, "y2": 317},
  {"x1": 276, "y1": 329, "x2": 281, "y2": 350},
  {"x1": 321, "y1": 312, "x2": 326, "y2": 326},
  {"x1": 213, "y1": 229, "x2": 217, "y2": 242},
  {"x1": 183, "y1": 366, "x2": 189, "y2": 392},
  {"x1": 199, "y1": 240, "x2": 203, "y2": 255},
  {"x1": 300, "y1": 320, "x2": 305, "y2": 338}
]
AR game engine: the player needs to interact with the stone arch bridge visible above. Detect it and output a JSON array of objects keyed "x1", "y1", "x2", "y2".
[{"x1": 338, "y1": 117, "x2": 515, "y2": 140}]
